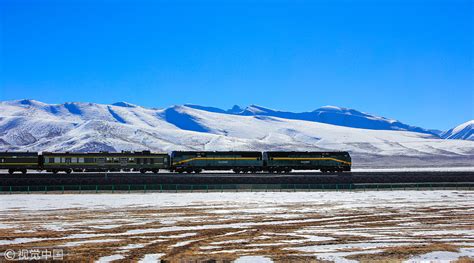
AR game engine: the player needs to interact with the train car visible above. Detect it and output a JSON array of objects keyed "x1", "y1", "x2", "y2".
[
  {"x1": 42, "y1": 151, "x2": 170, "y2": 174},
  {"x1": 0, "y1": 152, "x2": 40, "y2": 174},
  {"x1": 264, "y1": 151, "x2": 351, "y2": 173},
  {"x1": 171, "y1": 151, "x2": 263, "y2": 173}
]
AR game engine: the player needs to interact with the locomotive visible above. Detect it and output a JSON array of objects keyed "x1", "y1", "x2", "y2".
[{"x1": 0, "y1": 150, "x2": 351, "y2": 174}]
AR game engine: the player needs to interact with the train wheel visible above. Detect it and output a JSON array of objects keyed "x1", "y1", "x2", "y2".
[
  {"x1": 52, "y1": 170, "x2": 58, "y2": 174},
  {"x1": 140, "y1": 169, "x2": 147, "y2": 174},
  {"x1": 152, "y1": 169, "x2": 159, "y2": 174},
  {"x1": 194, "y1": 169, "x2": 202, "y2": 174},
  {"x1": 233, "y1": 169, "x2": 241, "y2": 174},
  {"x1": 285, "y1": 169, "x2": 291, "y2": 173},
  {"x1": 8, "y1": 169, "x2": 14, "y2": 175},
  {"x1": 66, "y1": 169, "x2": 72, "y2": 174},
  {"x1": 21, "y1": 169, "x2": 27, "y2": 174}
]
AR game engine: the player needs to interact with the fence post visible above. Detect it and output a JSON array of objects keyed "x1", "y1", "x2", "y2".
[
  {"x1": 191, "y1": 185, "x2": 194, "y2": 193},
  {"x1": 128, "y1": 185, "x2": 131, "y2": 193},
  {"x1": 27, "y1": 186, "x2": 30, "y2": 194},
  {"x1": 79, "y1": 185, "x2": 82, "y2": 194},
  {"x1": 95, "y1": 185, "x2": 98, "y2": 193},
  {"x1": 44, "y1": 186, "x2": 47, "y2": 194},
  {"x1": 9, "y1": 186, "x2": 12, "y2": 194},
  {"x1": 62, "y1": 185, "x2": 64, "y2": 194},
  {"x1": 206, "y1": 184, "x2": 208, "y2": 193},
  {"x1": 112, "y1": 185, "x2": 115, "y2": 193},
  {"x1": 144, "y1": 184, "x2": 147, "y2": 193}
]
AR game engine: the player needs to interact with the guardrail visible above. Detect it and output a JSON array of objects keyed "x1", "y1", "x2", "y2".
[{"x1": 0, "y1": 182, "x2": 473, "y2": 194}]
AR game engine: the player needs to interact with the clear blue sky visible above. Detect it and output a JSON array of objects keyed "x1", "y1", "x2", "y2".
[{"x1": 0, "y1": 0, "x2": 472, "y2": 130}]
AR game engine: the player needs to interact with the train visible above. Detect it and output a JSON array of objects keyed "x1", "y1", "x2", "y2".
[{"x1": 0, "y1": 150, "x2": 351, "y2": 174}]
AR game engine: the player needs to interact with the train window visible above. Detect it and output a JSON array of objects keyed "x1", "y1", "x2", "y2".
[
  {"x1": 128, "y1": 158, "x2": 135, "y2": 163},
  {"x1": 85, "y1": 158, "x2": 94, "y2": 163},
  {"x1": 54, "y1": 157, "x2": 60, "y2": 163},
  {"x1": 0, "y1": 158, "x2": 3, "y2": 163},
  {"x1": 71, "y1": 157, "x2": 77, "y2": 163},
  {"x1": 65, "y1": 158, "x2": 71, "y2": 163},
  {"x1": 78, "y1": 158, "x2": 84, "y2": 163}
]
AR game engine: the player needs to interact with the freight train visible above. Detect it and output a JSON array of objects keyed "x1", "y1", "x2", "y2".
[{"x1": 0, "y1": 151, "x2": 351, "y2": 174}]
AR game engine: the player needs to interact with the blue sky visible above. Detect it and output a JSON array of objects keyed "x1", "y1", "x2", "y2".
[{"x1": 0, "y1": 0, "x2": 472, "y2": 130}]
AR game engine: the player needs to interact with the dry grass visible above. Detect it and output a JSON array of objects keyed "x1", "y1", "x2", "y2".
[{"x1": 0, "y1": 192, "x2": 473, "y2": 262}]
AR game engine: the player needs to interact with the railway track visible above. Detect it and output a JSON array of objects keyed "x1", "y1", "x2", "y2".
[{"x1": 1, "y1": 171, "x2": 473, "y2": 186}]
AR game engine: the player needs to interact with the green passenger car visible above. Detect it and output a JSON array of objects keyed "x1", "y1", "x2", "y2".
[
  {"x1": 171, "y1": 151, "x2": 263, "y2": 173},
  {"x1": 42, "y1": 151, "x2": 170, "y2": 174},
  {"x1": 264, "y1": 151, "x2": 351, "y2": 173},
  {"x1": 0, "y1": 152, "x2": 40, "y2": 174}
]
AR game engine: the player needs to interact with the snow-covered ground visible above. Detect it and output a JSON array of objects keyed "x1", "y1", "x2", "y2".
[
  {"x1": 0, "y1": 100, "x2": 473, "y2": 168},
  {"x1": 0, "y1": 191, "x2": 473, "y2": 262}
]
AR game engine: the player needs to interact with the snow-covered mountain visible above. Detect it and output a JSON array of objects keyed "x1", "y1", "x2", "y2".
[
  {"x1": 441, "y1": 120, "x2": 474, "y2": 141},
  {"x1": 0, "y1": 99, "x2": 472, "y2": 167},
  {"x1": 223, "y1": 105, "x2": 439, "y2": 136}
]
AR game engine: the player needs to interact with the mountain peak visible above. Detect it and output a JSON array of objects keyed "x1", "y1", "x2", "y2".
[
  {"x1": 442, "y1": 120, "x2": 474, "y2": 140},
  {"x1": 241, "y1": 105, "x2": 276, "y2": 115},
  {"x1": 10, "y1": 99, "x2": 46, "y2": 107},
  {"x1": 227, "y1": 105, "x2": 243, "y2": 114},
  {"x1": 112, "y1": 102, "x2": 137, "y2": 108},
  {"x1": 317, "y1": 105, "x2": 344, "y2": 111}
]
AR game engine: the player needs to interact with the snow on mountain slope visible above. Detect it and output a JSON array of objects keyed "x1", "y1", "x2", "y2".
[
  {"x1": 442, "y1": 120, "x2": 474, "y2": 141},
  {"x1": 224, "y1": 104, "x2": 438, "y2": 136},
  {"x1": 0, "y1": 100, "x2": 473, "y2": 167}
]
